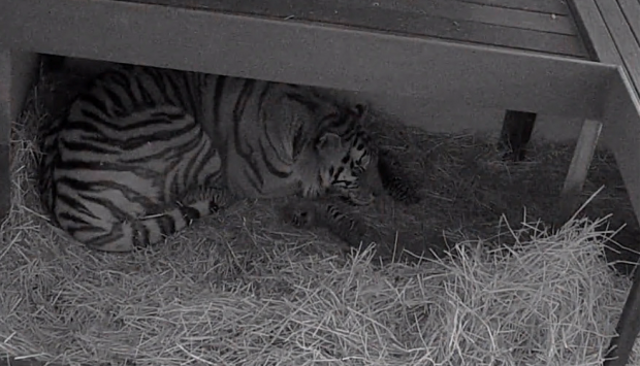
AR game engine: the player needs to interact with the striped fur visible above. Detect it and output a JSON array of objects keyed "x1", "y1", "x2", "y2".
[
  {"x1": 39, "y1": 64, "x2": 373, "y2": 252},
  {"x1": 283, "y1": 149, "x2": 423, "y2": 248},
  {"x1": 284, "y1": 199, "x2": 369, "y2": 248}
]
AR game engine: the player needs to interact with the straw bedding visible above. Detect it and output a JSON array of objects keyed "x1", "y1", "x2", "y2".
[{"x1": 1, "y1": 62, "x2": 640, "y2": 365}]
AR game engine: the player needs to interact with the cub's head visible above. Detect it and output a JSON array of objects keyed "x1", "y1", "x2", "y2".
[{"x1": 300, "y1": 104, "x2": 376, "y2": 205}]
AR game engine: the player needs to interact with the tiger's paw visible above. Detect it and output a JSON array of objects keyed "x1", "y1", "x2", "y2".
[
  {"x1": 282, "y1": 201, "x2": 317, "y2": 228},
  {"x1": 180, "y1": 185, "x2": 232, "y2": 214},
  {"x1": 330, "y1": 188, "x2": 376, "y2": 207}
]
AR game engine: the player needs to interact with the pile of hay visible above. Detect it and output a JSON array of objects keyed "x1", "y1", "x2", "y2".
[{"x1": 1, "y1": 62, "x2": 639, "y2": 365}]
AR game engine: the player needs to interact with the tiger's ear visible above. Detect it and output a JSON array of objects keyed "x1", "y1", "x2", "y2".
[{"x1": 316, "y1": 132, "x2": 342, "y2": 152}]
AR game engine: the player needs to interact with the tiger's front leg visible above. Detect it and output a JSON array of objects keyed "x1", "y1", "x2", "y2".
[
  {"x1": 282, "y1": 198, "x2": 371, "y2": 249},
  {"x1": 349, "y1": 147, "x2": 422, "y2": 206},
  {"x1": 175, "y1": 184, "x2": 236, "y2": 222}
]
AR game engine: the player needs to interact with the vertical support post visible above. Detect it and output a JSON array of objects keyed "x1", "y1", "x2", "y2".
[
  {"x1": 499, "y1": 110, "x2": 537, "y2": 161},
  {"x1": 605, "y1": 273, "x2": 640, "y2": 366},
  {"x1": 0, "y1": 50, "x2": 14, "y2": 220},
  {"x1": 0, "y1": 49, "x2": 39, "y2": 219},
  {"x1": 558, "y1": 119, "x2": 603, "y2": 223}
]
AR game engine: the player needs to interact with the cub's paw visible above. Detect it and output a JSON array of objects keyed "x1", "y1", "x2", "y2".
[
  {"x1": 332, "y1": 188, "x2": 376, "y2": 207},
  {"x1": 282, "y1": 201, "x2": 317, "y2": 228},
  {"x1": 282, "y1": 200, "x2": 370, "y2": 248},
  {"x1": 308, "y1": 201, "x2": 370, "y2": 248},
  {"x1": 180, "y1": 186, "x2": 233, "y2": 214}
]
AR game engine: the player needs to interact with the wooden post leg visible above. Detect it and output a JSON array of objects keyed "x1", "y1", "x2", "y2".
[
  {"x1": 0, "y1": 49, "x2": 39, "y2": 219},
  {"x1": 605, "y1": 273, "x2": 640, "y2": 366},
  {"x1": 0, "y1": 50, "x2": 14, "y2": 220},
  {"x1": 499, "y1": 110, "x2": 537, "y2": 161},
  {"x1": 557, "y1": 119, "x2": 603, "y2": 223}
]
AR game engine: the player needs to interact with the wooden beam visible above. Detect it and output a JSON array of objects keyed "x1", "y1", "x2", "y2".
[
  {"x1": 603, "y1": 68, "x2": 640, "y2": 234},
  {"x1": 0, "y1": 50, "x2": 39, "y2": 219},
  {"x1": 454, "y1": 0, "x2": 571, "y2": 14},
  {"x1": 568, "y1": 0, "x2": 623, "y2": 63},
  {"x1": 594, "y1": 0, "x2": 640, "y2": 95},
  {"x1": 558, "y1": 119, "x2": 603, "y2": 222},
  {"x1": 605, "y1": 275, "x2": 640, "y2": 366},
  {"x1": 133, "y1": 0, "x2": 580, "y2": 35},
  {"x1": 0, "y1": 0, "x2": 614, "y2": 120},
  {"x1": 601, "y1": 67, "x2": 640, "y2": 366},
  {"x1": 499, "y1": 110, "x2": 537, "y2": 161},
  {"x1": 0, "y1": 51, "x2": 12, "y2": 220}
]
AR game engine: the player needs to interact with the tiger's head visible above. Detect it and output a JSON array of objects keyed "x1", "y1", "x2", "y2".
[{"x1": 301, "y1": 104, "x2": 376, "y2": 205}]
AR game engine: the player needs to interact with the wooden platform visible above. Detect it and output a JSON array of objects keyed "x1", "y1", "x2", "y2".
[
  {"x1": 125, "y1": 0, "x2": 588, "y2": 58},
  {"x1": 0, "y1": 0, "x2": 640, "y2": 365}
]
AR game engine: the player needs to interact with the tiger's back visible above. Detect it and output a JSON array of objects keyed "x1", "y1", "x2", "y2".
[
  {"x1": 39, "y1": 64, "x2": 374, "y2": 252},
  {"x1": 209, "y1": 76, "x2": 372, "y2": 200},
  {"x1": 40, "y1": 99, "x2": 225, "y2": 252}
]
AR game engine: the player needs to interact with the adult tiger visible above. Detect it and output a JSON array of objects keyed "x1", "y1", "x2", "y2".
[{"x1": 39, "y1": 64, "x2": 374, "y2": 252}]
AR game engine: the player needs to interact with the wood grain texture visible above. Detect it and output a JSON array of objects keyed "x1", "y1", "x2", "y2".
[
  {"x1": 568, "y1": 0, "x2": 624, "y2": 62},
  {"x1": 0, "y1": 0, "x2": 610, "y2": 119},
  {"x1": 0, "y1": 52, "x2": 13, "y2": 220},
  {"x1": 600, "y1": 67, "x2": 640, "y2": 366},
  {"x1": 603, "y1": 68, "x2": 640, "y2": 243},
  {"x1": 559, "y1": 119, "x2": 603, "y2": 221},
  {"x1": 454, "y1": 0, "x2": 570, "y2": 14},
  {"x1": 118, "y1": 0, "x2": 586, "y2": 57},
  {"x1": 595, "y1": 0, "x2": 640, "y2": 94}
]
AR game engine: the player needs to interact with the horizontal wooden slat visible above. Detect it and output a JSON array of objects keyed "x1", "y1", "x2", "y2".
[
  {"x1": 358, "y1": 0, "x2": 576, "y2": 34},
  {"x1": 129, "y1": 0, "x2": 572, "y2": 17},
  {"x1": 454, "y1": 0, "x2": 570, "y2": 14},
  {"x1": 123, "y1": 0, "x2": 586, "y2": 57},
  {"x1": 131, "y1": 0, "x2": 578, "y2": 35},
  {"x1": 0, "y1": 0, "x2": 612, "y2": 118}
]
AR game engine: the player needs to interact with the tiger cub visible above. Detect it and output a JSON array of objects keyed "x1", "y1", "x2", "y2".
[
  {"x1": 39, "y1": 64, "x2": 375, "y2": 252},
  {"x1": 283, "y1": 147, "x2": 423, "y2": 247}
]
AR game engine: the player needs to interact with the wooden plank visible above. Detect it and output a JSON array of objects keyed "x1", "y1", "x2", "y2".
[
  {"x1": 0, "y1": 50, "x2": 39, "y2": 219},
  {"x1": 568, "y1": 0, "x2": 625, "y2": 62},
  {"x1": 0, "y1": 51, "x2": 12, "y2": 220},
  {"x1": 619, "y1": 0, "x2": 640, "y2": 53},
  {"x1": 364, "y1": 0, "x2": 577, "y2": 34},
  {"x1": 558, "y1": 119, "x2": 603, "y2": 222},
  {"x1": 605, "y1": 273, "x2": 640, "y2": 366},
  {"x1": 499, "y1": 111, "x2": 537, "y2": 161},
  {"x1": 602, "y1": 68, "x2": 640, "y2": 234},
  {"x1": 124, "y1": 0, "x2": 586, "y2": 57},
  {"x1": 600, "y1": 67, "x2": 640, "y2": 366},
  {"x1": 0, "y1": 0, "x2": 610, "y2": 119},
  {"x1": 454, "y1": 0, "x2": 570, "y2": 14},
  {"x1": 621, "y1": 0, "x2": 640, "y2": 30},
  {"x1": 595, "y1": 0, "x2": 640, "y2": 95},
  {"x1": 123, "y1": 0, "x2": 572, "y2": 17}
]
